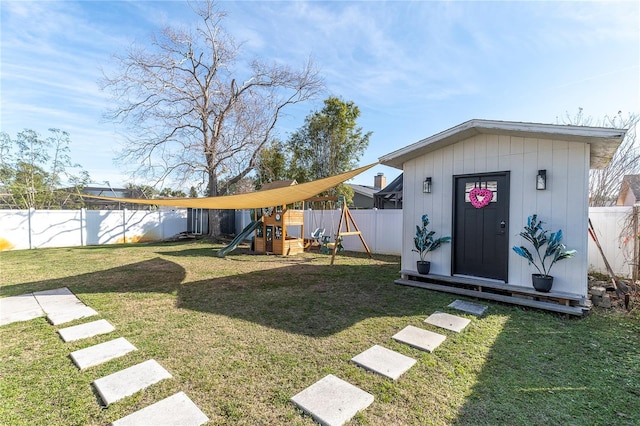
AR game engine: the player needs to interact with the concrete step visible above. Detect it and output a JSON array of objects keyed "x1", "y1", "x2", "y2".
[
  {"x1": 70, "y1": 337, "x2": 137, "y2": 370},
  {"x1": 392, "y1": 325, "x2": 446, "y2": 353},
  {"x1": 291, "y1": 374, "x2": 374, "y2": 426},
  {"x1": 58, "y1": 319, "x2": 115, "y2": 342},
  {"x1": 351, "y1": 345, "x2": 416, "y2": 380},
  {"x1": 93, "y1": 359, "x2": 172, "y2": 406},
  {"x1": 425, "y1": 311, "x2": 471, "y2": 333},
  {"x1": 33, "y1": 287, "x2": 97, "y2": 325},
  {"x1": 448, "y1": 299, "x2": 488, "y2": 316},
  {"x1": 0, "y1": 294, "x2": 44, "y2": 326},
  {"x1": 112, "y1": 392, "x2": 209, "y2": 426}
]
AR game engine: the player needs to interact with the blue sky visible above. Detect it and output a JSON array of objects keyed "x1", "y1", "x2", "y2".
[{"x1": 1, "y1": 0, "x2": 639, "y2": 190}]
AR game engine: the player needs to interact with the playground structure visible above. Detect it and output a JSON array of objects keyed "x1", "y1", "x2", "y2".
[
  {"x1": 251, "y1": 192, "x2": 371, "y2": 264},
  {"x1": 253, "y1": 203, "x2": 306, "y2": 256}
]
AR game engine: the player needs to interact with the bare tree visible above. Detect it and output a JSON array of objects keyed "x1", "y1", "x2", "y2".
[
  {"x1": 559, "y1": 108, "x2": 639, "y2": 206},
  {"x1": 101, "y1": 0, "x2": 323, "y2": 235}
]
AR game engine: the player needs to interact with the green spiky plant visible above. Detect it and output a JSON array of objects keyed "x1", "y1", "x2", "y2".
[
  {"x1": 412, "y1": 214, "x2": 451, "y2": 262},
  {"x1": 512, "y1": 214, "x2": 576, "y2": 277}
]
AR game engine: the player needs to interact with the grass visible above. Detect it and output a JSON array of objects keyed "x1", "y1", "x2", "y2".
[{"x1": 1, "y1": 240, "x2": 639, "y2": 425}]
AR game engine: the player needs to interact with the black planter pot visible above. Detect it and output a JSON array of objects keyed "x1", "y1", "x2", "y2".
[
  {"x1": 532, "y1": 274, "x2": 553, "y2": 292},
  {"x1": 417, "y1": 261, "x2": 431, "y2": 275}
]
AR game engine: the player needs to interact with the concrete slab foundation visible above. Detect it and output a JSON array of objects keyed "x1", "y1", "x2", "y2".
[
  {"x1": 70, "y1": 337, "x2": 137, "y2": 370},
  {"x1": 448, "y1": 299, "x2": 488, "y2": 316},
  {"x1": 392, "y1": 325, "x2": 446, "y2": 352},
  {"x1": 93, "y1": 359, "x2": 172, "y2": 406},
  {"x1": 112, "y1": 391, "x2": 209, "y2": 426},
  {"x1": 425, "y1": 311, "x2": 471, "y2": 333},
  {"x1": 0, "y1": 294, "x2": 44, "y2": 326},
  {"x1": 291, "y1": 374, "x2": 374, "y2": 426},
  {"x1": 351, "y1": 345, "x2": 416, "y2": 380},
  {"x1": 33, "y1": 287, "x2": 98, "y2": 325},
  {"x1": 58, "y1": 319, "x2": 115, "y2": 342}
]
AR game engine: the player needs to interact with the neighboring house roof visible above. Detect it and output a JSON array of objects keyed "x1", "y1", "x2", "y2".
[
  {"x1": 374, "y1": 173, "x2": 403, "y2": 209},
  {"x1": 347, "y1": 183, "x2": 376, "y2": 198},
  {"x1": 82, "y1": 186, "x2": 140, "y2": 198},
  {"x1": 616, "y1": 175, "x2": 640, "y2": 205},
  {"x1": 379, "y1": 119, "x2": 627, "y2": 169},
  {"x1": 260, "y1": 180, "x2": 297, "y2": 190}
]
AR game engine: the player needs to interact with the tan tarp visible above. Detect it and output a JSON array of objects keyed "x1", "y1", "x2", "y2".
[{"x1": 82, "y1": 163, "x2": 377, "y2": 209}]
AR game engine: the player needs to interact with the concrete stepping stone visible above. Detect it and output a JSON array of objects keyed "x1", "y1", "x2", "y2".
[
  {"x1": 0, "y1": 294, "x2": 44, "y2": 326},
  {"x1": 425, "y1": 311, "x2": 471, "y2": 333},
  {"x1": 291, "y1": 374, "x2": 374, "y2": 426},
  {"x1": 448, "y1": 299, "x2": 488, "y2": 316},
  {"x1": 351, "y1": 345, "x2": 416, "y2": 380},
  {"x1": 112, "y1": 391, "x2": 209, "y2": 426},
  {"x1": 33, "y1": 287, "x2": 98, "y2": 325},
  {"x1": 93, "y1": 359, "x2": 172, "y2": 406},
  {"x1": 392, "y1": 325, "x2": 446, "y2": 353},
  {"x1": 58, "y1": 319, "x2": 115, "y2": 342},
  {"x1": 70, "y1": 337, "x2": 137, "y2": 370}
]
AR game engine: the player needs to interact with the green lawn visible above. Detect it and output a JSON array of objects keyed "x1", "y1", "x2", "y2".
[{"x1": 1, "y1": 241, "x2": 638, "y2": 425}]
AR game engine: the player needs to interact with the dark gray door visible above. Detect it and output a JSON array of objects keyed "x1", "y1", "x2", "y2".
[{"x1": 453, "y1": 173, "x2": 510, "y2": 281}]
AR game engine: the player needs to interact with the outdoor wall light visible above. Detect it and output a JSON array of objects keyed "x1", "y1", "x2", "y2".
[
  {"x1": 536, "y1": 169, "x2": 547, "y2": 190},
  {"x1": 423, "y1": 177, "x2": 432, "y2": 193}
]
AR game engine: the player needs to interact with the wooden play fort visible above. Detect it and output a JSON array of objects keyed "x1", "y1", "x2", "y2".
[{"x1": 252, "y1": 181, "x2": 371, "y2": 263}]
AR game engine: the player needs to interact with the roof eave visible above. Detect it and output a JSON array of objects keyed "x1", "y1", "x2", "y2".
[{"x1": 379, "y1": 119, "x2": 627, "y2": 169}]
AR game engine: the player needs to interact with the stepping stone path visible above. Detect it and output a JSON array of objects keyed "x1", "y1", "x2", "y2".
[
  {"x1": 425, "y1": 311, "x2": 471, "y2": 333},
  {"x1": 392, "y1": 325, "x2": 447, "y2": 352},
  {"x1": 448, "y1": 299, "x2": 488, "y2": 316},
  {"x1": 351, "y1": 345, "x2": 416, "y2": 380},
  {"x1": 4, "y1": 286, "x2": 489, "y2": 425},
  {"x1": 33, "y1": 287, "x2": 98, "y2": 325},
  {"x1": 58, "y1": 319, "x2": 115, "y2": 342},
  {"x1": 291, "y1": 374, "x2": 374, "y2": 426},
  {"x1": 1, "y1": 288, "x2": 208, "y2": 425},
  {"x1": 93, "y1": 359, "x2": 173, "y2": 405},
  {"x1": 70, "y1": 337, "x2": 137, "y2": 370},
  {"x1": 291, "y1": 299, "x2": 489, "y2": 425},
  {"x1": 112, "y1": 391, "x2": 210, "y2": 426},
  {"x1": 0, "y1": 294, "x2": 44, "y2": 325}
]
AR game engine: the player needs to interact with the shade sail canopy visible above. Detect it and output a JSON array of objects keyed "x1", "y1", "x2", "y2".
[{"x1": 82, "y1": 163, "x2": 377, "y2": 209}]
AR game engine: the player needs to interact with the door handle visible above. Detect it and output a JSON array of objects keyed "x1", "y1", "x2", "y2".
[{"x1": 498, "y1": 220, "x2": 506, "y2": 235}]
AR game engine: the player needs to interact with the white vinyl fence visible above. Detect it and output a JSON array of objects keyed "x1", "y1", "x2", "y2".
[
  {"x1": 0, "y1": 208, "x2": 187, "y2": 250},
  {"x1": 587, "y1": 207, "x2": 634, "y2": 278},
  {"x1": 2, "y1": 207, "x2": 634, "y2": 277},
  {"x1": 307, "y1": 208, "x2": 403, "y2": 255},
  {"x1": 235, "y1": 209, "x2": 404, "y2": 256}
]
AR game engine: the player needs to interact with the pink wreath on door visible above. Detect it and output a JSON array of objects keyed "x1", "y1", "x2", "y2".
[{"x1": 469, "y1": 187, "x2": 493, "y2": 209}]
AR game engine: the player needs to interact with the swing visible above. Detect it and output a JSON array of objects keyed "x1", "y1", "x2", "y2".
[{"x1": 304, "y1": 207, "x2": 326, "y2": 250}]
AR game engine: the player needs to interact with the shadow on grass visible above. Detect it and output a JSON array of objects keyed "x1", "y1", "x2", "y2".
[
  {"x1": 0, "y1": 254, "x2": 448, "y2": 337},
  {"x1": 0, "y1": 257, "x2": 186, "y2": 297},
  {"x1": 451, "y1": 311, "x2": 640, "y2": 425}
]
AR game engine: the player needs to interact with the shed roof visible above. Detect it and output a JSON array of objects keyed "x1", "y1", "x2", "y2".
[{"x1": 379, "y1": 119, "x2": 627, "y2": 170}]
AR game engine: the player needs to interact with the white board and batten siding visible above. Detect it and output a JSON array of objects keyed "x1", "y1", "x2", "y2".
[{"x1": 403, "y1": 133, "x2": 590, "y2": 297}]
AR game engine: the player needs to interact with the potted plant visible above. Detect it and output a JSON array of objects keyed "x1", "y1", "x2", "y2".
[
  {"x1": 413, "y1": 214, "x2": 451, "y2": 275},
  {"x1": 512, "y1": 214, "x2": 576, "y2": 292}
]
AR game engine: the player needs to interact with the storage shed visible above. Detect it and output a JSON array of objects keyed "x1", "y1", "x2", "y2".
[{"x1": 379, "y1": 119, "x2": 626, "y2": 315}]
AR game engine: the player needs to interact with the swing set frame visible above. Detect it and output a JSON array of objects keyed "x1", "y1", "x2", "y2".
[{"x1": 304, "y1": 196, "x2": 372, "y2": 264}]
